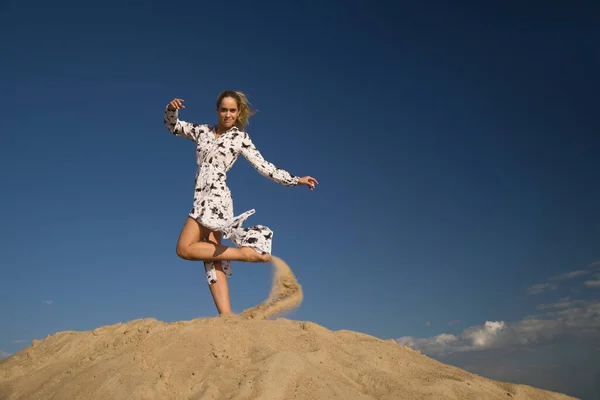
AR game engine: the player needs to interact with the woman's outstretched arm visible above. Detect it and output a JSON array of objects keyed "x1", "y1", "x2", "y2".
[
  {"x1": 240, "y1": 132, "x2": 318, "y2": 189},
  {"x1": 163, "y1": 98, "x2": 203, "y2": 142}
]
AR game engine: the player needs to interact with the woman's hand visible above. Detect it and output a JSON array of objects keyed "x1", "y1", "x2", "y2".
[
  {"x1": 167, "y1": 98, "x2": 185, "y2": 110},
  {"x1": 298, "y1": 176, "x2": 319, "y2": 190}
]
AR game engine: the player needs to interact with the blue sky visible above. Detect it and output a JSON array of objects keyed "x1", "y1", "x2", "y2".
[{"x1": 1, "y1": 0, "x2": 599, "y2": 398}]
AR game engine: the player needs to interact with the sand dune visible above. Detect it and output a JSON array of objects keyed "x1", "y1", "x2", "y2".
[{"x1": 0, "y1": 258, "x2": 578, "y2": 399}]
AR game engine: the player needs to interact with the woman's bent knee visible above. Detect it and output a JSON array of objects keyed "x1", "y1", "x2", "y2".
[{"x1": 176, "y1": 244, "x2": 193, "y2": 260}]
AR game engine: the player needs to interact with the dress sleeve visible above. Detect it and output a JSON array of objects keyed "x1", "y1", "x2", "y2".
[
  {"x1": 240, "y1": 133, "x2": 299, "y2": 186},
  {"x1": 164, "y1": 106, "x2": 203, "y2": 142}
]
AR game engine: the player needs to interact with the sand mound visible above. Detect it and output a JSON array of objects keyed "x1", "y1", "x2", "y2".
[
  {"x1": 0, "y1": 258, "x2": 577, "y2": 399},
  {"x1": 0, "y1": 317, "x2": 576, "y2": 400}
]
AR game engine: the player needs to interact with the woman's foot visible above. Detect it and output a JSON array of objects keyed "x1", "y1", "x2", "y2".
[{"x1": 240, "y1": 247, "x2": 271, "y2": 262}]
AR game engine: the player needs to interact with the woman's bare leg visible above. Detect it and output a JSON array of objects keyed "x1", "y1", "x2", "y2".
[
  {"x1": 175, "y1": 217, "x2": 270, "y2": 262},
  {"x1": 204, "y1": 230, "x2": 233, "y2": 316}
]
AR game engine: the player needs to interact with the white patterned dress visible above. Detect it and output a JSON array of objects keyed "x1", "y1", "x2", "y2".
[{"x1": 164, "y1": 107, "x2": 299, "y2": 284}]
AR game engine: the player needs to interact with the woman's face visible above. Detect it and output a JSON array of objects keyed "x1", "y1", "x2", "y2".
[{"x1": 217, "y1": 96, "x2": 239, "y2": 130}]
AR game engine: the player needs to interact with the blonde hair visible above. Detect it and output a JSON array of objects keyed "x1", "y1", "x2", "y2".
[{"x1": 216, "y1": 90, "x2": 257, "y2": 130}]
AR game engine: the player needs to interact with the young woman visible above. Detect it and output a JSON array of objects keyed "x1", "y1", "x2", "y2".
[{"x1": 164, "y1": 90, "x2": 318, "y2": 316}]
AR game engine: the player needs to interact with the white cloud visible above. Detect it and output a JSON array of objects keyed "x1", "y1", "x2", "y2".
[
  {"x1": 0, "y1": 350, "x2": 11, "y2": 359},
  {"x1": 536, "y1": 297, "x2": 585, "y2": 310},
  {"x1": 527, "y1": 283, "x2": 557, "y2": 294},
  {"x1": 527, "y1": 262, "x2": 600, "y2": 294},
  {"x1": 584, "y1": 280, "x2": 600, "y2": 288},
  {"x1": 397, "y1": 300, "x2": 600, "y2": 356},
  {"x1": 550, "y1": 270, "x2": 589, "y2": 280},
  {"x1": 11, "y1": 340, "x2": 25, "y2": 344},
  {"x1": 466, "y1": 321, "x2": 505, "y2": 347},
  {"x1": 42, "y1": 300, "x2": 52, "y2": 305},
  {"x1": 425, "y1": 321, "x2": 431, "y2": 327}
]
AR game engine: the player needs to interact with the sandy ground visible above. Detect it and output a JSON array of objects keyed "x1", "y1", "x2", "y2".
[{"x1": 0, "y1": 257, "x2": 578, "y2": 400}]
